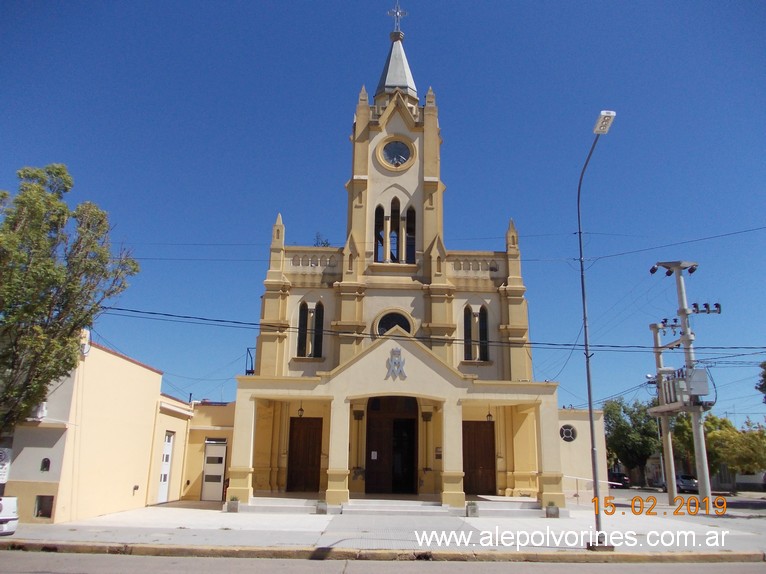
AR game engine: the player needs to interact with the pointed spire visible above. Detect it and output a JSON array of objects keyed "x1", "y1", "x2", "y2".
[
  {"x1": 272, "y1": 213, "x2": 284, "y2": 248},
  {"x1": 506, "y1": 219, "x2": 518, "y2": 250},
  {"x1": 375, "y1": 5, "x2": 417, "y2": 100},
  {"x1": 426, "y1": 86, "x2": 436, "y2": 107}
]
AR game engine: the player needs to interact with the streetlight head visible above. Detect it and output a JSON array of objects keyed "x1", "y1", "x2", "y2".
[
  {"x1": 688, "y1": 264, "x2": 698, "y2": 274},
  {"x1": 593, "y1": 110, "x2": 616, "y2": 135},
  {"x1": 665, "y1": 268, "x2": 674, "y2": 277},
  {"x1": 649, "y1": 264, "x2": 659, "y2": 275}
]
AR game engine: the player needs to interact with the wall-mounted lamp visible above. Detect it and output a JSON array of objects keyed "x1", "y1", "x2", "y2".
[
  {"x1": 298, "y1": 401, "x2": 304, "y2": 418},
  {"x1": 486, "y1": 405, "x2": 493, "y2": 422},
  {"x1": 353, "y1": 410, "x2": 365, "y2": 421}
]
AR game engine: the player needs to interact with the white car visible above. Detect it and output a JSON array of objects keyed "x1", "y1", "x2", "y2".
[{"x1": 0, "y1": 497, "x2": 18, "y2": 536}]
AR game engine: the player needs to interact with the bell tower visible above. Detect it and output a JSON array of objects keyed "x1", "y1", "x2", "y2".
[
  {"x1": 342, "y1": 22, "x2": 445, "y2": 277},
  {"x1": 335, "y1": 11, "x2": 450, "y2": 364}
]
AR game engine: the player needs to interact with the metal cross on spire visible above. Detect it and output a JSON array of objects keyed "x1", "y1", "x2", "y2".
[{"x1": 387, "y1": 2, "x2": 408, "y2": 32}]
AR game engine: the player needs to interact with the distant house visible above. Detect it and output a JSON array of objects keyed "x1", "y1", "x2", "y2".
[{"x1": 5, "y1": 341, "x2": 193, "y2": 523}]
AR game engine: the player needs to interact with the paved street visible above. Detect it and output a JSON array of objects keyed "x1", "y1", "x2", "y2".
[
  {"x1": 2, "y1": 555, "x2": 766, "y2": 574},
  {"x1": 1, "y1": 489, "x2": 764, "y2": 564}
]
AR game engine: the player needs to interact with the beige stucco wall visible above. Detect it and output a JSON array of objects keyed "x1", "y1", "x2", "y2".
[
  {"x1": 145, "y1": 397, "x2": 193, "y2": 505},
  {"x1": 55, "y1": 345, "x2": 163, "y2": 522},
  {"x1": 182, "y1": 402, "x2": 234, "y2": 501},
  {"x1": 558, "y1": 408, "x2": 608, "y2": 500}
]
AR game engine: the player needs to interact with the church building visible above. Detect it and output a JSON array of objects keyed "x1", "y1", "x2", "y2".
[{"x1": 226, "y1": 17, "x2": 605, "y2": 510}]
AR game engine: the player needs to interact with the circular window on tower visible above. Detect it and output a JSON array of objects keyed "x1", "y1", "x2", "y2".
[
  {"x1": 377, "y1": 136, "x2": 416, "y2": 171},
  {"x1": 376, "y1": 311, "x2": 412, "y2": 336},
  {"x1": 560, "y1": 424, "x2": 577, "y2": 442}
]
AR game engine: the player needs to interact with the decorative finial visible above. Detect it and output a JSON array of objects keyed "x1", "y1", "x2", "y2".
[{"x1": 387, "y1": 1, "x2": 407, "y2": 33}]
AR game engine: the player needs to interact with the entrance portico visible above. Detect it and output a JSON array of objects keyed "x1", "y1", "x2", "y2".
[{"x1": 228, "y1": 332, "x2": 565, "y2": 509}]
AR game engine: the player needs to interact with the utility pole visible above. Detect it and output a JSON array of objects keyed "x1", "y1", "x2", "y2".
[
  {"x1": 649, "y1": 261, "x2": 715, "y2": 501},
  {"x1": 649, "y1": 322, "x2": 678, "y2": 503}
]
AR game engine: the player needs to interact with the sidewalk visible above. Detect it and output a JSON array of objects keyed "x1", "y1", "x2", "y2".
[{"x1": 1, "y1": 495, "x2": 765, "y2": 562}]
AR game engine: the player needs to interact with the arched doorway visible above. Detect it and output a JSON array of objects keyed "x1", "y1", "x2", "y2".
[{"x1": 365, "y1": 396, "x2": 418, "y2": 494}]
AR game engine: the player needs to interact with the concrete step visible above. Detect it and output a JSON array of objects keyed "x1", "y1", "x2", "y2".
[
  {"x1": 240, "y1": 496, "x2": 320, "y2": 514},
  {"x1": 474, "y1": 496, "x2": 542, "y2": 510},
  {"x1": 341, "y1": 498, "x2": 451, "y2": 516},
  {"x1": 469, "y1": 496, "x2": 569, "y2": 518},
  {"x1": 234, "y1": 495, "x2": 570, "y2": 518}
]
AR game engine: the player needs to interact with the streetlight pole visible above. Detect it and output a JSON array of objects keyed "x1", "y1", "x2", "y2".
[{"x1": 577, "y1": 110, "x2": 615, "y2": 548}]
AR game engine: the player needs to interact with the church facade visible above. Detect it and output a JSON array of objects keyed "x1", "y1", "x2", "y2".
[{"x1": 226, "y1": 26, "x2": 605, "y2": 509}]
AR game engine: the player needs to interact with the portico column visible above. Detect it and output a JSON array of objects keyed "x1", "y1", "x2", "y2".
[
  {"x1": 227, "y1": 394, "x2": 257, "y2": 502},
  {"x1": 326, "y1": 397, "x2": 351, "y2": 505},
  {"x1": 511, "y1": 405, "x2": 538, "y2": 496},
  {"x1": 535, "y1": 400, "x2": 565, "y2": 507},
  {"x1": 441, "y1": 398, "x2": 465, "y2": 507}
]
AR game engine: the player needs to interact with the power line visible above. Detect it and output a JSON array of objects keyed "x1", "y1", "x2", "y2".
[
  {"x1": 103, "y1": 306, "x2": 766, "y2": 355},
  {"x1": 113, "y1": 225, "x2": 766, "y2": 263},
  {"x1": 569, "y1": 382, "x2": 649, "y2": 410},
  {"x1": 593, "y1": 225, "x2": 766, "y2": 261}
]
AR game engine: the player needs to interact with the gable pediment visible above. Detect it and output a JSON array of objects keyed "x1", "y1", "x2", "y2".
[
  {"x1": 320, "y1": 328, "x2": 473, "y2": 400},
  {"x1": 376, "y1": 91, "x2": 419, "y2": 131}
]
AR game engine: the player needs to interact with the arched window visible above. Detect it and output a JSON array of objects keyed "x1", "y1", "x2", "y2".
[
  {"x1": 406, "y1": 207, "x2": 416, "y2": 263},
  {"x1": 463, "y1": 306, "x2": 473, "y2": 361},
  {"x1": 390, "y1": 198, "x2": 400, "y2": 263},
  {"x1": 463, "y1": 305, "x2": 490, "y2": 362},
  {"x1": 374, "y1": 206, "x2": 385, "y2": 262},
  {"x1": 373, "y1": 202, "x2": 416, "y2": 265},
  {"x1": 296, "y1": 301, "x2": 324, "y2": 358},
  {"x1": 377, "y1": 312, "x2": 411, "y2": 336},
  {"x1": 479, "y1": 306, "x2": 489, "y2": 361},
  {"x1": 313, "y1": 302, "x2": 324, "y2": 358},
  {"x1": 297, "y1": 302, "x2": 308, "y2": 357}
]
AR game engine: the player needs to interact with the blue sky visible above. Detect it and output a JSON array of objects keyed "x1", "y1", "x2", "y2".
[{"x1": 2, "y1": 1, "x2": 764, "y2": 426}]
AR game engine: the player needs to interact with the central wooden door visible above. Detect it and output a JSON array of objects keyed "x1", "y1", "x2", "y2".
[
  {"x1": 462, "y1": 421, "x2": 496, "y2": 495},
  {"x1": 365, "y1": 397, "x2": 418, "y2": 494},
  {"x1": 287, "y1": 417, "x2": 322, "y2": 492}
]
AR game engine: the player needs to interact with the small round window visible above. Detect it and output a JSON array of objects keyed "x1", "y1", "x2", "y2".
[
  {"x1": 382, "y1": 141, "x2": 411, "y2": 167},
  {"x1": 377, "y1": 136, "x2": 415, "y2": 171},
  {"x1": 560, "y1": 425, "x2": 577, "y2": 442},
  {"x1": 377, "y1": 312, "x2": 411, "y2": 336}
]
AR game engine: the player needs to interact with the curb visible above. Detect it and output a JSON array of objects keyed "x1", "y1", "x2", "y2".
[{"x1": 1, "y1": 539, "x2": 764, "y2": 563}]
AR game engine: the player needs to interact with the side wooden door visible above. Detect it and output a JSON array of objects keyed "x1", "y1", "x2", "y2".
[
  {"x1": 287, "y1": 417, "x2": 322, "y2": 492},
  {"x1": 462, "y1": 421, "x2": 496, "y2": 495}
]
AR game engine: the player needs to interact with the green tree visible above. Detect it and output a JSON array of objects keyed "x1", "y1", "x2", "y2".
[
  {"x1": 0, "y1": 165, "x2": 138, "y2": 435},
  {"x1": 672, "y1": 413, "x2": 765, "y2": 482},
  {"x1": 672, "y1": 412, "x2": 737, "y2": 475},
  {"x1": 671, "y1": 412, "x2": 694, "y2": 472},
  {"x1": 703, "y1": 414, "x2": 739, "y2": 475},
  {"x1": 603, "y1": 398, "x2": 660, "y2": 486},
  {"x1": 727, "y1": 419, "x2": 766, "y2": 475}
]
